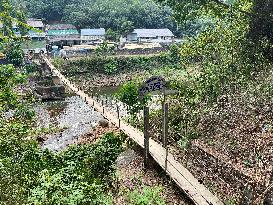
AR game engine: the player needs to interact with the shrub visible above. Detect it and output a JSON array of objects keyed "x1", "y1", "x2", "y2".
[
  {"x1": 115, "y1": 81, "x2": 150, "y2": 117},
  {"x1": 127, "y1": 186, "x2": 166, "y2": 205}
]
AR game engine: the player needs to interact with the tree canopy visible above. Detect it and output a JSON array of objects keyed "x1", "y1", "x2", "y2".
[{"x1": 18, "y1": 0, "x2": 178, "y2": 34}]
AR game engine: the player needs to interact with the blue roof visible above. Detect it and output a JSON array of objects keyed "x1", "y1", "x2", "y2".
[{"x1": 81, "y1": 28, "x2": 105, "y2": 36}]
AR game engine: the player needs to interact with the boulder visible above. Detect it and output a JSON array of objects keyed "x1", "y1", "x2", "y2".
[
  {"x1": 98, "y1": 119, "x2": 109, "y2": 127},
  {"x1": 34, "y1": 85, "x2": 65, "y2": 101}
]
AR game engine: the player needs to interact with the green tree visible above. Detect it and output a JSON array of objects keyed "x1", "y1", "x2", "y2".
[
  {"x1": 19, "y1": 0, "x2": 179, "y2": 36},
  {"x1": 116, "y1": 81, "x2": 150, "y2": 117},
  {"x1": 120, "y1": 20, "x2": 134, "y2": 36},
  {"x1": 105, "y1": 28, "x2": 118, "y2": 41}
]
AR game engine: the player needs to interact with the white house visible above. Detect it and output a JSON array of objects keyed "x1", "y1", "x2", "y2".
[
  {"x1": 127, "y1": 29, "x2": 174, "y2": 43},
  {"x1": 80, "y1": 28, "x2": 105, "y2": 43}
]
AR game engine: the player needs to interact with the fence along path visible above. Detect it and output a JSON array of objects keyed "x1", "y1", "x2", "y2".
[{"x1": 43, "y1": 57, "x2": 223, "y2": 205}]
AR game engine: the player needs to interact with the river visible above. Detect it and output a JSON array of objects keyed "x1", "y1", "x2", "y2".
[{"x1": 35, "y1": 95, "x2": 104, "y2": 151}]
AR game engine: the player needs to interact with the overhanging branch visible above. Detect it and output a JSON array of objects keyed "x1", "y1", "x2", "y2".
[{"x1": 210, "y1": 0, "x2": 253, "y2": 17}]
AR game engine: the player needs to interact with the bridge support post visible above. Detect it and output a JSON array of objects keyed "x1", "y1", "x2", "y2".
[
  {"x1": 162, "y1": 103, "x2": 168, "y2": 148},
  {"x1": 144, "y1": 106, "x2": 150, "y2": 168},
  {"x1": 117, "y1": 105, "x2": 120, "y2": 128}
]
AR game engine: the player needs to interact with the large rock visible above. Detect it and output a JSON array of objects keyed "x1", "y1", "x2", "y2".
[
  {"x1": 98, "y1": 119, "x2": 109, "y2": 127},
  {"x1": 34, "y1": 85, "x2": 65, "y2": 101}
]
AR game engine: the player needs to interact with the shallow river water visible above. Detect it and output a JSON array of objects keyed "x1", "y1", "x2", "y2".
[{"x1": 35, "y1": 95, "x2": 103, "y2": 151}]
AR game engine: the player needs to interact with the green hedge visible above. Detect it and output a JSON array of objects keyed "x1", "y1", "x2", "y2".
[{"x1": 53, "y1": 53, "x2": 178, "y2": 75}]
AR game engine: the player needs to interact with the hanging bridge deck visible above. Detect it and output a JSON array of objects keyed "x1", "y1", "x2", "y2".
[{"x1": 43, "y1": 57, "x2": 223, "y2": 205}]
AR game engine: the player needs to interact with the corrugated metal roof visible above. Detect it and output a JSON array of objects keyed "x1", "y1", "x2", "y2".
[
  {"x1": 48, "y1": 24, "x2": 76, "y2": 30},
  {"x1": 47, "y1": 29, "x2": 79, "y2": 36},
  {"x1": 132, "y1": 29, "x2": 174, "y2": 38},
  {"x1": 28, "y1": 30, "x2": 46, "y2": 38},
  {"x1": 81, "y1": 28, "x2": 105, "y2": 36},
  {"x1": 27, "y1": 19, "x2": 44, "y2": 28}
]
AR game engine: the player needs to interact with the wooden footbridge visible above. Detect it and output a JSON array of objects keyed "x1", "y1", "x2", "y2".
[{"x1": 43, "y1": 56, "x2": 223, "y2": 205}]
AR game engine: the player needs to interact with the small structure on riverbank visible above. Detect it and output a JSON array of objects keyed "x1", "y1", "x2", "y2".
[
  {"x1": 27, "y1": 18, "x2": 46, "y2": 40},
  {"x1": 80, "y1": 28, "x2": 105, "y2": 44},
  {"x1": 127, "y1": 29, "x2": 174, "y2": 43}
]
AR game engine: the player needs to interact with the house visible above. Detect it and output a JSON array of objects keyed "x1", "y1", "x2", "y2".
[
  {"x1": 27, "y1": 18, "x2": 46, "y2": 40},
  {"x1": 0, "y1": 23, "x2": 20, "y2": 36},
  {"x1": 0, "y1": 19, "x2": 45, "y2": 39},
  {"x1": 27, "y1": 18, "x2": 44, "y2": 31},
  {"x1": 80, "y1": 28, "x2": 105, "y2": 44},
  {"x1": 127, "y1": 29, "x2": 174, "y2": 43},
  {"x1": 47, "y1": 24, "x2": 80, "y2": 46}
]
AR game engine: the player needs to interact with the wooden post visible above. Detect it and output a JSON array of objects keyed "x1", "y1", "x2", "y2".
[
  {"x1": 264, "y1": 173, "x2": 273, "y2": 205},
  {"x1": 163, "y1": 101, "x2": 169, "y2": 170},
  {"x1": 240, "y1": 184, "x2": 253, "y2": 205},
  {"x1": 162, "y1": 103, "x2": 168, "y2": 148},
  {"x1": 117, "y1": 105, "x2": 120, "y2": 128},
  {"x1": 144, "y1": 106, "x2": 150, "y2": 168}
]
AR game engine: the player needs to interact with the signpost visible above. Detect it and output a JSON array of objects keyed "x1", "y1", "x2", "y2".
[
  {"x1": 139, "y1": 76, "x2": 166, "y2": 99},
  {"x1": 139, "y1": 76, "x2": 177, "y2": 168}
]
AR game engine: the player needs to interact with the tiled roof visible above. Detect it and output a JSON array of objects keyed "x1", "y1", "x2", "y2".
[{"x1": 81, "y1": 28, "x2": 105, "y2": 36}]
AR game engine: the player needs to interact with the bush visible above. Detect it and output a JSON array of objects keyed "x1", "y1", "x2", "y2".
[
  {"x1": 115, "y1": 81, "x2": 150, "y2": 117},
  {"x1": 53, "y1": 53, "x2": 176, "y2": 76},
  {"x1": 5, "y1": 42, "x2": 24, "y2": 67},
  {"x1": 127, "y1": 186, "x2": 166, "y2": 205}
]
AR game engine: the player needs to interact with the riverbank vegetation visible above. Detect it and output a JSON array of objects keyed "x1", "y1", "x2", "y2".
[
  {"x1": 1, "y1": 1, "x2": 172, "y2": 204},
  {"x1": 0, "y1": 53, "x2": 169, "y2": 205},
  {"x1": 54, "y1": 0, "x2": 273, "y2": 203}
]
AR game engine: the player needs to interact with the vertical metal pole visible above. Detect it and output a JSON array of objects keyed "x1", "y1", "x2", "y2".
[{"x1": 144, "y1": 106, "x2": 149, "y2": 168}]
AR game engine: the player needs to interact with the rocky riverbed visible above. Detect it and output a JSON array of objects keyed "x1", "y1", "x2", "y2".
[{"x1": 34, "y1": 95, "x2": 104, "y2": 151}]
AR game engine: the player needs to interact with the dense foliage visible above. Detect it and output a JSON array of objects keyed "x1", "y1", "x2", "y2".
[
  {"x1": 18, "y1": 0, "x2": 178, "y2": 35},
  {"x1": 116, "y1": 81, "x2": 150, "y2": 117},
  {"x1": 0, "y1": 0, "x2": 27, "y2": 66},
  {"x1": 53, "y1": 50, "x2": 180, "y2": 76}
]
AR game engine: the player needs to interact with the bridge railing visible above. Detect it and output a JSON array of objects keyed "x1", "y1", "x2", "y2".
[{"x1": 43, "y1": 56, "x2": 224, "y2": 205}]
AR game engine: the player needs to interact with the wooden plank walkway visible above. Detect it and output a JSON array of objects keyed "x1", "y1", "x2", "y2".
[{"x1": 43, "y1": 57, "x2": 223, "y2": 205}]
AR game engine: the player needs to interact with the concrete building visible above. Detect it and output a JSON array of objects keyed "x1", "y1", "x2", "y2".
[
  {"x1": 80, "y1": 28, "x2": 105, "y2": 44},
  {"x1": 127, "y1": 29, "x2": 174, "y2": 43},
  {"x1": 47, "y1": 24, "x2": 80, "y2": 46}
]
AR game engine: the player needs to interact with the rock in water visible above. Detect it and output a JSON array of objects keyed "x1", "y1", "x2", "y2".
[
  {"x1": 37, "y1": 136, "x2": 46, "y2": 143},
  {"x1": 98, "y1": 119, "x2": 109, "y2": 127}
]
